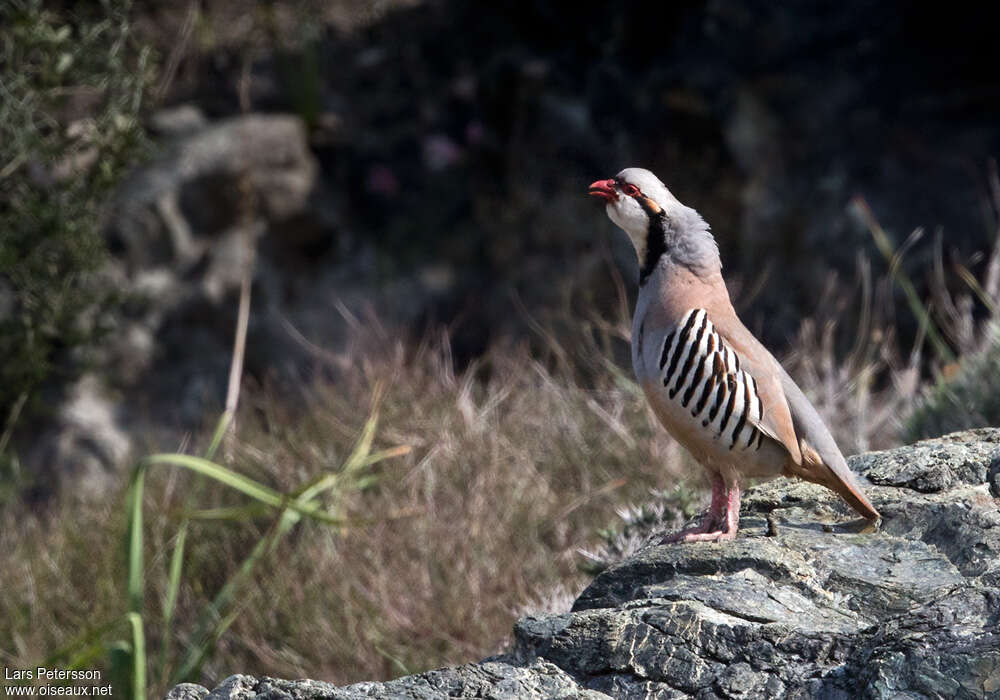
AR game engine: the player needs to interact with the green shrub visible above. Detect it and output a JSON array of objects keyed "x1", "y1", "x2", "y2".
[{"x1": 0, "y1": 0, "x2": 152, "y2": 432}]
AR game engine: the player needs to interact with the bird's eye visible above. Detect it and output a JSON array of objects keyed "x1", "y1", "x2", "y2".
[{"x1": 622, "y1": 183, "x2": 640, "y2": 197}]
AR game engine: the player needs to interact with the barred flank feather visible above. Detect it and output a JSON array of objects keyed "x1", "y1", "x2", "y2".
[{"x1": 658, "y1": 308, "x2": 764, "y2": 452}]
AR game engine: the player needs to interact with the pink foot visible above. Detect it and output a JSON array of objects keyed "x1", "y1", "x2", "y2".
[{"x1": 659, "y1": 476, "x2": 741, "y2": 544}]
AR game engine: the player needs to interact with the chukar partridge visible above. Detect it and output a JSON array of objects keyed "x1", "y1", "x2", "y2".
[{"x1": 589, "y1": 167, "x2": 879, "y2": 542}]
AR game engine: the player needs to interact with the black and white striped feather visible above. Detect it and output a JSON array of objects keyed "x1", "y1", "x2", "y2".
[{"x1": 657, "y1": 308, "x2": 765, "y2": 451}]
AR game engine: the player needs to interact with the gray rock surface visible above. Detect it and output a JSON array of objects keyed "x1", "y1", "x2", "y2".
[
  {"x1": 185, "y1": 661, "x2": 607, "y2": 700},
  {"x1": 169, "y1": 429, "x2": 1000, "y2": 699}
]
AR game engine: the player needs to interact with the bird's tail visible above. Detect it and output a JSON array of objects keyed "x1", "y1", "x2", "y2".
[{"x1": 786, "y1": 440, "x2": 880, "y2": 521}]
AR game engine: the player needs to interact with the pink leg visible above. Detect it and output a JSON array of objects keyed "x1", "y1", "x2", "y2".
[
  {"x1": 660, "y1": 476, "x2": 741, "y2": 543},
  {"x1": 703, "y1": 475, "x2": 728, "y2": 529}
]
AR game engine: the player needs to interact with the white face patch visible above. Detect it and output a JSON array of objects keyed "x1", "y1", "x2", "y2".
[{"x1": 606, "y1": 196, "x2": 650, "y2": 258}]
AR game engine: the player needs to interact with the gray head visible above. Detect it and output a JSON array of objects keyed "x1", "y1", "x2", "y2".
[{"x1": 589, "y1": 167, "x2": 720, "y2": 281}]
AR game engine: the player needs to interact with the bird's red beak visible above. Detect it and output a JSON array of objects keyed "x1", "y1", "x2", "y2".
[{"x1": 588, "y1": 179, "x2": 618, "y2": 203}]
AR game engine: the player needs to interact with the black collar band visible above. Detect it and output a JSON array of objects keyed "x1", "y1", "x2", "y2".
[{"x1": 639, "y1": 205, "x2": 668, "y2": 285}]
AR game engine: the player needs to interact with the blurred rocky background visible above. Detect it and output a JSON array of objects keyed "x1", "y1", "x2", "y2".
[
  {"x1": 2, "y1": 0, "x2": 999, "y2": 696},
  {"x1": 3, "y1": 0, "x2": 999, "y2": 494}
]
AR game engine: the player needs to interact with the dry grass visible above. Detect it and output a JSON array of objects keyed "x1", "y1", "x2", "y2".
[{"x1": 208, "y1": 329, "x2": 698, "y2": 685}]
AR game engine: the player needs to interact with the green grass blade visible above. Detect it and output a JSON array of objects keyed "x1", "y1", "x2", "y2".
[
  {"x1": 143, "y1": 454, "x2": 283, "y2": 506},
  {"x1": 341, "y1": 407, "x2": 379, "y2": 474},
  {"x1": 162, "y1": 521, "x2": 187, "y2": 624},
  {"x1": 126, "y1": 465, "x2": 146, "y2": 615},
  {"x1": 159, "y1": 519, "x2": 187, "y2": 691},
  {"x1": 126, "y1": 612, "x2": 146, "y2": 700},
  {"x1": 183, "y1": 504, "x2": 274, "y2": 521},
  {"x1": 351, "y1": 475, "x2": 379, "y2": 491},
  {"x1": 290, "y1": 470, "x2": 341, "y2": 499},
  {"x1": 141, "y1": 453, "x2": 341, "y2": 524},
  {"x1": 288, "y1": 444, "x2": 409, "y2": 502},
  {"x1": 204, "y1": 411, "x2": 233, "y2": 461}
]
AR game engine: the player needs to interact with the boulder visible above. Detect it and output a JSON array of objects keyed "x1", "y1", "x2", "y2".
[
  {"x1": 22, "y1": 114, "x2": 332, "y2": 494},
  {"x1": 168, "y1": 429, "x2": 1000, "y2": 699}
]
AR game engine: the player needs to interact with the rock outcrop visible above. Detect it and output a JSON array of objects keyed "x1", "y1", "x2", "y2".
[{"x1": 167, "y1": 429, "x2": 1000, "y2": 699}]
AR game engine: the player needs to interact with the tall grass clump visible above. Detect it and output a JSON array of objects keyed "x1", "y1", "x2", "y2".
[
  {"x1": 783, "y1": 185, "x2": 1000, "y2": 453},
  {"x1": 905, "y1": 319, "x2": 1000, "y2": 440},
  {"x1": 901, "y1": 167, "x2": 1000, "y2": 440}
]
